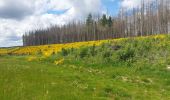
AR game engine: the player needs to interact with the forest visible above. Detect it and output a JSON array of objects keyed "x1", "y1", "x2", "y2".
[{"x1": 23, "y1": 0, "x2": 170, "y2": 46}]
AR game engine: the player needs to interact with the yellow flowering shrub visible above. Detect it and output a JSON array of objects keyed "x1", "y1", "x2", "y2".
[
  {"x1": 153, "y1": 34, "x2": 166, "y2": 40},
  {"x1": 27, "y1": 56, "x2": 38, "y2": 62},
  {"x1": 42, "y1": 50, "x2": 53, "y2": 57},
  {"x1": 0, "y1": 34, "x2": 169, "y2": 56},
  {"x1": 54, "y1": 58, "x2": 64, "y2": 65},
  {"x1": 0, "y1": 49, "x2": 8, "y2": 55}
]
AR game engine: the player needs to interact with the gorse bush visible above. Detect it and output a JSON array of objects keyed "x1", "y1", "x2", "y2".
[
  {"x1": 102, "y1": 50, "x2": 112, "y2": 58},
  {"x1": 52, "y1": 35, "x2": 169, "y2": 66},
  {"x1": 116, "y1": 41, "x2": 135, "y2": 62},
  {"x1": 79, "y1": 47, "x2": 89, "y2": 58},
  {"x1": 61, "y1": 48, "x2": 69, "y2": 56},
  {"x1": 6, "y1": 34, "x2": 170, "y2": 68},
  {"x1": 118, "y1": 48, "x2": 135, "y2": 62},
  {"x1": 89, "y1": 44, "x2": 96, "y2": 56}
]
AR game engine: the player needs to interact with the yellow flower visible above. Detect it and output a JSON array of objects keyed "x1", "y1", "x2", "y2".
[
  {"x1": 0, "y1": 49, "x2": 8, "y2": 54},
  {"x1": 43, "y1": 51, "x2": 53, "y2": 57},
  {"x1": 154, "y1": 34, "x2": 166, "y2": 39},
  {"x1": 27, "y1": 56, "x2": 37, "y2": 62},
  {"x1": 1, "y1": 34, "x2": 168, "y2": 56},
  {"x1": 54, "y1": 58, "x2": 64, "y2": 65}
]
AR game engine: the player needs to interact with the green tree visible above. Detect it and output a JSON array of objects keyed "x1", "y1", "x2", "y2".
[
  {"x1": 101, "y1": 14, "x2": 108, "y2": 27},
  {"x1": 86, "y1": 14, "x2": 93, "y2": 26},
  {"x1": 108, "y1": 16, "x2": 113, "y2": 27}
]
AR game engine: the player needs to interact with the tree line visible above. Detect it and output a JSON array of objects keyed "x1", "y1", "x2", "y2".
[{"x1": 23, "y1": 0, "x2": 170, "y2": 46}]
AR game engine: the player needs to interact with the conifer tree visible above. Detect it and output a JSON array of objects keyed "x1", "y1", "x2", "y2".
[
  {"x1": 101, "y1": 14, "x2": 108, "y2": 27},
  {"x1": 108, "y1": 16, "x2": 113, "y2": 27},
  {"x1": 86, "y1": 14, "x2": 93, "y2": 26}
]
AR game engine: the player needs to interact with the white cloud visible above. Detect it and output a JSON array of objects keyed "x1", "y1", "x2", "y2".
[
  {"x1": 121, "y1": 0, "x2": 140, "y2": 9},
  {"x1": 121, "y1": 0, "x2": 155, "y2": 9},
  {"x1": 0, "y1": 0, "x2": 102, "y2": 47}
]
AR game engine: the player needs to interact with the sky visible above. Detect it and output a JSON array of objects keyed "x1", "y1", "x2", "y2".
[{"x1": 0, "y1": 0, "x2": 143, "y2": 47}]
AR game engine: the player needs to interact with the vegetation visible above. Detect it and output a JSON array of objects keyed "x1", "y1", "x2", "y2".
[
  {"x1": 1, "y1": 0, "x2": 170, "y2": 99},
  {"x1": 1, "y1": 34, "x2": 170, "y2": 99}
]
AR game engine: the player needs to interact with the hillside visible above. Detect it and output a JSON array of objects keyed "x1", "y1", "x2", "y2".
[{"x1": 1, "y1": 34, "x2": 170, "y2": 99}]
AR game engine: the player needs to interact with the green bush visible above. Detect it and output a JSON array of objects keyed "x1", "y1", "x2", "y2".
[
  {"x1": 102, "y1": 50, "x2": 112, "y2": 58},
  {"x1": 89, "y1": 44, "x2": 96, "y2": 56},
  {"x1": 79, "y1": 47, "x2": 89, "y2": 58},
  {"x1": 61, "y1": 48, "x2": 69, "y2": 56},
  {"x1": 118, "y1": 47, "x2": 135, "y2": 62}
]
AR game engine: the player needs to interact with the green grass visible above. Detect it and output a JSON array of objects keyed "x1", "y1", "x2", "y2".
[
  {"x1": 1, "y1": 35, "x2": 170, "y2": 100},
  {"x1": 0, "y1": 55, "x2": 170, "y2": 100}
]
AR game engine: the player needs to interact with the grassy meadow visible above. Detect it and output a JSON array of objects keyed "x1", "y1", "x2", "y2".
[{"x1": 1, "y1": 34, "x2": 170, "y2": 100}]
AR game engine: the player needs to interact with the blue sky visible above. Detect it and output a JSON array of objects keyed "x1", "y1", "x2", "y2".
[
  {"x1": 47, "y1": 9, "x2": 70, "y2": 15},
  {"x1": 102, "y1": 0, "x2": 120, "y2": 16},
  {"x1": 47, "y1": 0, "x2": 121, "y2": 16}
]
